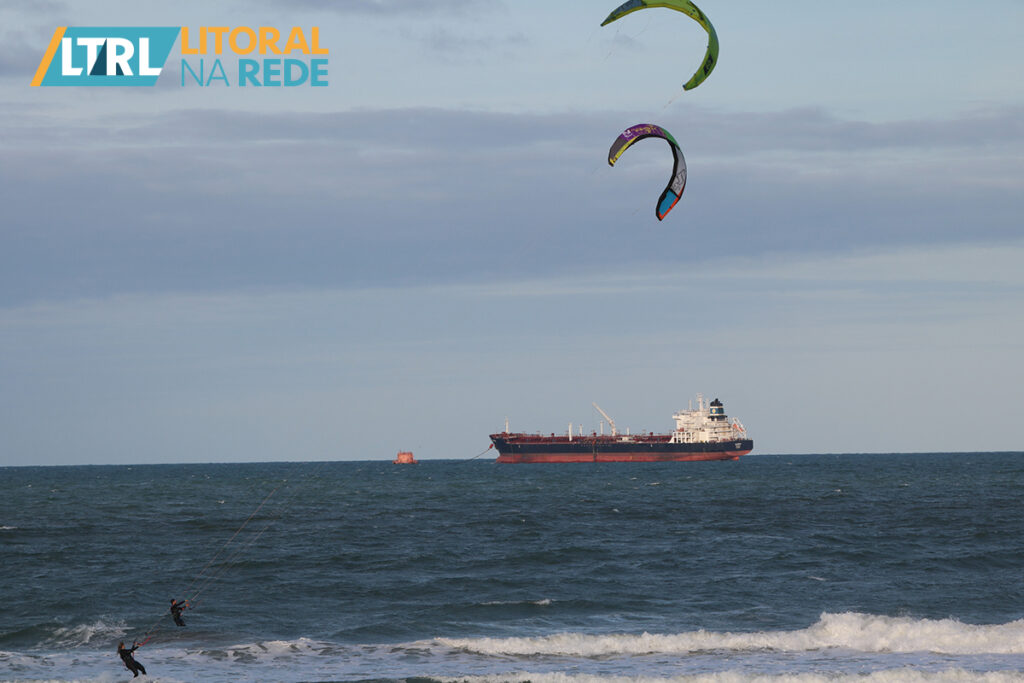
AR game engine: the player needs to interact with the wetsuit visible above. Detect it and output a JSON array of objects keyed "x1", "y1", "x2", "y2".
[
  {"x1": 117, "y1": 642, "x2": 146, "y2": 678},
  {"x1": 170, "y1": 599, "x2": 186, "y2": 627}
]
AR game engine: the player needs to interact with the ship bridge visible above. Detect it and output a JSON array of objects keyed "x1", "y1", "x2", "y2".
[{"x1": 670, "y1": 394, "x2": 746, "y2": 444}]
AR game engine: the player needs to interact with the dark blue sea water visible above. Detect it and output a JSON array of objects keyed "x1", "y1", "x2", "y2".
[{"x1": 2, "y1": 453, "x2": 1024, "y2": 682}]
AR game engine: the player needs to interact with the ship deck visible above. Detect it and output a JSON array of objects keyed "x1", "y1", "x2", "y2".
[{"x1": 490, "y1": 433, "x2": 674, "y2": 444}]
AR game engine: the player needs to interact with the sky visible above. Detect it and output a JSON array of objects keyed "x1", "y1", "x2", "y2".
[{"x1": 1, "y1": 0, "x2": 1022, "y2": 465}]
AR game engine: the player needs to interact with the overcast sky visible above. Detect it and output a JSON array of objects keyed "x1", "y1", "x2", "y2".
[{"x1": 2, "y1": 0, "x2": 1022, "y2": 465}]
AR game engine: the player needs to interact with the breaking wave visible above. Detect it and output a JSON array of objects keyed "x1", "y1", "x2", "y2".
[
  {"x1": 437, "y1": 673, "x2": 1024, "y2": 683},
  {"x1": 0, "y1": 619, "x2": 128, "y2": 650},
  {"x1": 434, "y1": 612, "x2": 1024, "y2": 657},
  {"x1": 43, "y1": 620, "x2": 129, "y2": 649}
]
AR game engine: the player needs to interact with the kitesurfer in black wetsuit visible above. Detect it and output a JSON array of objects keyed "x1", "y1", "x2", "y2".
[
  {"x1": 117, "y1": 641, "x2": 146, "y2": 678},
  {"x1": 170, "y1": 598, "x2": 187, "y2": 626}
]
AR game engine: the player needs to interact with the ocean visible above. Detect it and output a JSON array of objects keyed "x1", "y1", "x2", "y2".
[{"x1": 2, "y1": 452, "x2": 1023, "y2": 682}]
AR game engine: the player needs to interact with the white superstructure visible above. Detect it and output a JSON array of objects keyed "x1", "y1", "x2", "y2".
[{"x1": 669, "y1": 394, "x2": 747, "y2": 444}]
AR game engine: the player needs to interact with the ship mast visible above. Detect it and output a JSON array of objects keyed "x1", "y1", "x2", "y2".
[{"x1": 592, "y1": 403, "x2": 617, "y2": 436}]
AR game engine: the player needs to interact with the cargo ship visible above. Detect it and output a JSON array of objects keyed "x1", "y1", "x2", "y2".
[{"x1": 490, "y1": 395, "x2": 752, "y2": 463}]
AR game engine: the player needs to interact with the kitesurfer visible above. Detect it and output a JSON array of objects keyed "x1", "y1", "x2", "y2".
[
  {"x1": 170, "y1": 598, "x2": 187, "y2": 626},
  {"x1": 117, "y1": 641, "x2": 147, "y2": 678}
]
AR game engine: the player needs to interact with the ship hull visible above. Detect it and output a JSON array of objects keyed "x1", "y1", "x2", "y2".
[{"x1": 490, "y1": 435, "x2": 753, "y2": 463}]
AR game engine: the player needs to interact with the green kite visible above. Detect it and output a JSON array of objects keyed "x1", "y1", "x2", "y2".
[{"x1": 601, "y1": 0, "x2": 719, "y2": 91}]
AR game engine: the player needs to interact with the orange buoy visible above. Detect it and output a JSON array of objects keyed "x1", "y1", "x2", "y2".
[{"x1": 393, "y1": 451, "x2": 417, "y2": 464}]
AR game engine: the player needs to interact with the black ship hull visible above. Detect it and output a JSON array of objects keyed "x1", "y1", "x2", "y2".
[{"x1": 490, "y1": 434, "x2": 753, "y2": 463}]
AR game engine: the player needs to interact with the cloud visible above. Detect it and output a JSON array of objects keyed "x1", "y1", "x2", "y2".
[
  {"x1": 8, "y1": 103, "x2": 1021, "y2": 156},
  {"x1": 414, "y1": 26, "x2": 528, "y2": 63},
  {"x1": 12, "y1": 103, "x2": 1019, "y2": 159},
  {"x1": 0, "y1": 31, "x2": 46, "y2": 78},
  {"x1": 1, "y1": 104, "x2": 1021, "y2": 306},
  {"x1": 251, "y1": 0, "x2": 501, "y2": 16},
  {"x1": 0, "y1": 0, "x2": 65, "y2": 13}
]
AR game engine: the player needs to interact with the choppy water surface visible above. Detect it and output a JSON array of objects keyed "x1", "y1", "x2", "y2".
[{"x1": 2, "y1": 453, "x2": 1023, "y2": 682}]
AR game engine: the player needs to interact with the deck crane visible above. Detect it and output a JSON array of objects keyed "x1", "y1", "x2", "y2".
[{"x1": 592, "y1": 403, "x2": 618, "y2": 437}]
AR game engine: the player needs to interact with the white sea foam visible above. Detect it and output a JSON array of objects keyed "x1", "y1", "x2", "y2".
[
  {"x1": 9, "y1": 634, "x2": 1024, "y2": 683},
  {"x1": 434, "y1": 612, "x2": 1024, "y2": 657},
  {"x1": 174, "y1": 636, "x2": 336, "y2": 663},
  {"x1": 441, "y1": 671, "x2": 1024, "y2": 683},
  {"x1": 481, "y1": 598, "x2": 553, "y2": 607}
]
